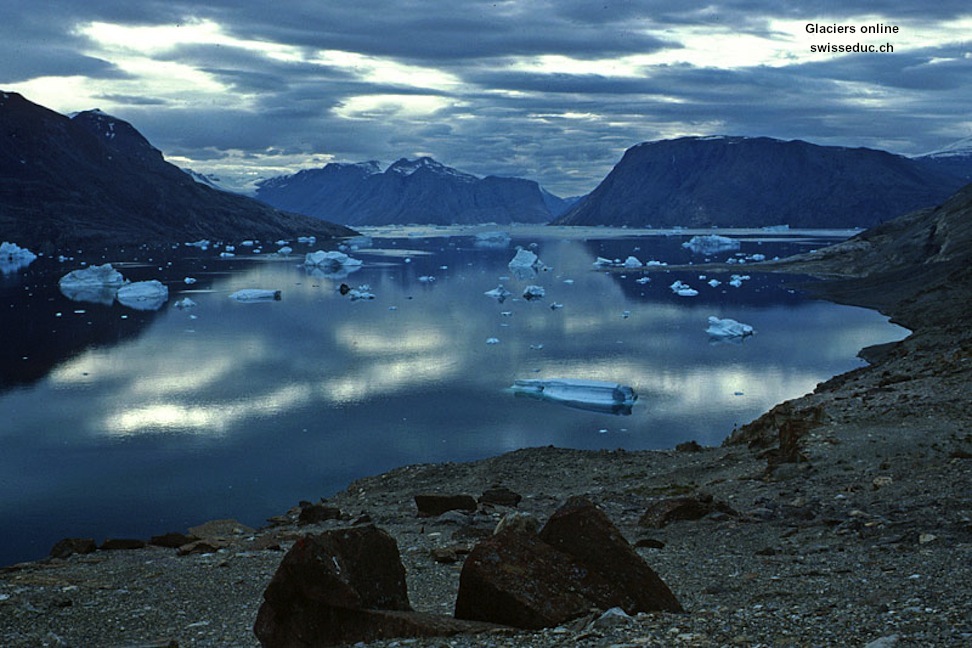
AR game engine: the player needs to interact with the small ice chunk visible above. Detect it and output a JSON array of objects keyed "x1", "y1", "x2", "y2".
[
  {"x1": 522, "y1": 285, "x2": 546, "y2": 300},
  {"x1": 0, "y1": 241, "x2": 38, "y2": 273},
  {"x1": 418, "y1": 275, "x2": 435, "y2": 283},
  {"x1": 173, "y1": 297, "x2": 198, "y2": 309},
  {"x1": 669, "y1": 280, "x2": 698, "y2": 297},
  {"x1": 635, "y1": 277, "x2": 650, "y2": 285},
  {"x1": 484, "y1": 285, "x2": 512, "y2": 303},
  {"x1": 185, "y1": 239, "x2": 211, "y2": 249},
  {"x1": 593, "y1": 256, "x2": 616, "y2": 268},
  {"x1": 229, "y1": 289, "x2": 281, "y2": 302},
  {"x1": 297, "y1": 235, "x2": 317, "y2": 244},
  {"x1": 708, "y1": 279, "x2": 722, "y2": 287},
  {"x1": 348, "y1": 285, "x2": 375, "y2": 300},
  {"x1": 486, "y1": 337, "x2": 500, "y2": 345},
  {"x1": 623, "y1": 256, "x2": 643, "y2": 268},
  {"x1": 117, "y1": 280, "x2": 169, "y2": 311},
  {"x1": 682, "y1": 235, "x2": 740, "y2": 255},
  {"x1": 705, "y1": 316, "x2": 754, "y2": 339},
  {"x1": 240, "y1": 240, "x2": 255, "y2": 247},
  {"x1": 474, "y1": 231, "x2": 511, "y2": 248},
  {"x1": 645, "y1": 259, "x2": 668, "y2": 267},
  {"x1": 729, "y1": 274, "x2": 750, "y2": 288},
  {"x1": 549, "y1": 302, "x2": 564, "y2": 310},
  {"x1": 277, "y1": 246, "x2": 293, "y2": 255},
  {"x1": 184, "y1": 277, "x2": 197, "y2": 284},
  {"x1": 511, "y1": 378, "x2": 637, "y2": 415},
  {"x1": 220, "y1": 252, "x2": 236, "y2": 258},
  {"x1": 304, "y1": 250, "x2": 363, "y2": 269}
]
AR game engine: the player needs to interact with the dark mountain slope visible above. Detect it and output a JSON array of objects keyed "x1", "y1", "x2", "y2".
[
  {"x1": 554, "y1": 136, "x2": 965, "y2": 229},
  {"x1": 256, "y1": 157, "x2": 558, "y2": 226},
  {"x1": 0, "y1": 92, "x2": 354, "y2": 250}
]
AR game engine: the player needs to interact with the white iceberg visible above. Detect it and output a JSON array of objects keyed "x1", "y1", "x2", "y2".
[
  {"x1": 708, "y1": 279, "x2": 722, "y2": 288},
  {"x1": 522, "y1": 285, "x2": 546, "y2": 300},
  {"x1": 669, "y1": 280, "x2": 698, "y2": 297},
  {"x1": 304, "y1": 250, "x2": 363, "y2": 271},
  {"x1": 474, "y1": 231, "x2": 511, "y2": 248},
  {"x1": 682, "y1": 235, "x2": 740, "y2": 255},
  {"x1": 297, "y1": 235, "x2": 317, "y2": 244},
  {"x1": 508, "y1": 248, "x2": 543, "y2": 279},
  {"x1": 705, "y1": 316, "x2": 754, "y2": 339},
  {"x1": 173, "y1": 297, "x2": 198, "y2": 309},
  {"x1": 0, "y1": 241, "x2": 38, "y2": 274},
  {"x1": 484, "y1": 285, "x2": 512, "y2": 303},
  {"x1": 623, "y1": 256, "x2": 643, "y2": 268},
  {"x1": 511, "y1": 378, "x2": 637, "y2": 415},
  {"x1": 276, "y1": 246, "x2": 293, "y2": 255},
  {"x1": 593, "y1": 256, "x2": 618, "y2": 268},
  {"x1": 59, "y1": 264, "x2": 128, "y2": 305},
  {"x1": 229, "y1": 289, "x2": 281, "y2": 302},
  {"x1": 117, "y1": 280, "x2": 169, "y2": 311},
  {"x1": 486, "y1": 337, "x2": 500, "y2": 345}
]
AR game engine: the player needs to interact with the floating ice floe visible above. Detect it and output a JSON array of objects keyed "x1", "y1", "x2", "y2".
[
  {"x1": 297, "y1": 235, "x2": 317, "y2": 245},
  {"x1": 304, "y1": 250, "x2": 363, "y2": 269},
  {"x1": 682, "y1": 235, "x2": 740, "y2": 255},
  {"x1": 220, "y1": 252, "x2": 235, "y2": 258},
  {"x1": 0, "y1": 241, "x2": 37, "y2": 274},
  {"x1": 511, "y1": 378, "x2": 637, "y2": 415},
  {"x1": 669, "y1": 280, "x2": 699, "y2": 297},
  {"x1": 474, "y1": 231, "x2": 511, "y2": 248},
  {"x1": 705, "y1": 316, "x2": 754, "y2": 339},
  {"x1": 116, "y1": 280, "x2": 169, "y2": 311},
  {"x1": 636, "y1": 277, "x2": 651, "y2": 285},
  {"x1": 184, "y1": 277, "x2": 197, "y2": 285},
  {"x1": 708, "y1": 279, "x2": 722, "y2": 288},
  {"x1": 522, "y1": 285, "x2": 546, "y2": 300},
  {"x1": 185, "y1": 239, "x2": 211, "y2": 249},
  {"x1": 486, "y1": 337, "x2": 500, "y2": 345},
  {"x1": 418, "y1": 275, "x2": 436, "y2": 283},
  {"x1": 58, "y1": 264, "x2": 128, "y2": 305},
  {"x1": 276, "y1": 246, "x2": 293, "y2": 255},
  {"x1": 508, "y1": 248, "x2": 543, "y2": 279},
  {"x1": 173, "y1": 297, "x2": 198, "y2": 309},
  {"x1": 229, "y1": 289, "x2": 281, "y2": 302},
  {"x1": 593, "y1": 256, "x2": 619, "y2": 268},
  {"x1": 623, "y1": 256, "x2": 643, "y2": 268},
  {"x1": 729, "y1": 274, "x2": 750, "y2": 288},
  {"x1": 484, "y1": 285, "x2": 512, "y2": 303},
  {"x1": 345, "y1": 284, "x2": 375, "y2": 301}
]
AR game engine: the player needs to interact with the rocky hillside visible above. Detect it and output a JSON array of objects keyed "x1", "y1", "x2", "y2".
[
  {"x1": 554, "y1": 136, "x2": 966, "y2": 229},
  {"x1": 0, "y1": 92, "x2": 355, "y2": 250},
  {"x1": 256, "y1": 157, "x2": 567, "y2": 226}
]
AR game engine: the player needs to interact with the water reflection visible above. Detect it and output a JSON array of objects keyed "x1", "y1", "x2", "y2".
[{"x1": 0, "y1": 228, "x2": 909, "y2": 566}]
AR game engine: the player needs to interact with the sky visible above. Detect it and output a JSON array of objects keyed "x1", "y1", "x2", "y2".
[{"x1": 2, "y1": 1, "x2": 970, "y2": 196}]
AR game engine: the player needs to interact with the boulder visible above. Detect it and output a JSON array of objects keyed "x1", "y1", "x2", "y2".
[
  {"x1": 539, "y1": 496, "x2": 684, "y2": 614},
  {"x1": 297, "y1": 502, "x2": 343, "y2": 525},
  {"x1": 454, "y1": 497, "x2": 682, "y2": 629},
  {"x1": 638, "y1": 493, "x2": 736, "y2": 528},
  {"x1": 414, "y1": 493, "x2": 477, "y2": 517},
  {"x1": 479, "y1": 486, "x2": 523, "y2": 507},
  {"x1": 49, "y1": 537, "x2": 97, "y2": 559},
  {"x1": 99, "y1": 538, "x2": 147, "y2": 551},
  {"x1": 255, "y1": 525, "x2": 494, "y2": 646},
  {"x1": 150, "y1": 532, "x2": 198, "y2": 548}
]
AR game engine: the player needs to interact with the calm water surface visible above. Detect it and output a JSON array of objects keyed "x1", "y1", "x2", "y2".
[{"x1": 0, "y1": 226, "x2": 907, "y2": 564}]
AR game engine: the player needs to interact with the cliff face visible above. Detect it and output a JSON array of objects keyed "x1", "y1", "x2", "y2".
[
  {"x1": 554, "y1": 136, "x2": 965, "y2": 229},
  {"x1": 0, "y1": 92, "x2": 355, "y2": 249}
]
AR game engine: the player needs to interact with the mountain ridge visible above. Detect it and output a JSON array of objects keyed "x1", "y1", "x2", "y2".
[
  {"x1": 0, "y1": 92, "x2": 355, "y2": 250},
  {"x1": 554, "y1": 135, "x2": 967, "y2": 229}
]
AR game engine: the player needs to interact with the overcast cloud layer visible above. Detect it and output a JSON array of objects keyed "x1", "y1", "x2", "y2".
[{"x1": 2, "y1": 1, "x2": 970, "y2": 195}]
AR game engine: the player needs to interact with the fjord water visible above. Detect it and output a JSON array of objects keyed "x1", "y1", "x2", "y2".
[{"x1": 0, "y1": 227, "x2": 907, "y2": 565}]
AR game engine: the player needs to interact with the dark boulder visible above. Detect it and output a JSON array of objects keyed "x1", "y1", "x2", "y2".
[
  {"x1": 454, "y1": 497, "x2": 682, "y2": 629},
  {"x1": 414, "y1": 493, "x2": 478, "y2": 517},
  {"x1": 479, "y1": 487, "x2": 523, "y2": 507},
  {"x1": 99, "y1": 538, "x2": 147, "y2": 551},
  {"x1": 638, "y1": 492, "x2": 736, "y2": 528},
  {"x1": 49, "y1": 537, "x2": 97, "y2": 559},
  {"x1": 297, "y1": 502, "x2": 343, "y2": 525}
]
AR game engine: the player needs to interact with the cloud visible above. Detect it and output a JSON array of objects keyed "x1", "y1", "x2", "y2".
[{"x1": 1, "y1": 0, "x2": 970, "y2": 195}]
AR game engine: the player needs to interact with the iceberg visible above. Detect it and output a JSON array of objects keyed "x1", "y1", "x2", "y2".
[
  {"x1": 484, "y1": 285, "x2": 512, "y2": 303},
  {"x1": 59, "y1": 264, "x2": 128, "y2": 305},
  {"x1": 305, "y1": 250, "x2": 363, "y2": 270},
  {"x1": 593, "y1": 256, "x2": 618, "y2": 268},
  {"x1": 522, "y1": 285, "x2": 546, "y2": 300},
  {"x1": 117, "y1": 280, "x2": 169, "y2": 311},
  {"x1": 0, "y1": 241, "x2": 38, "y2": 274},
  {"x1": 511, "y1": 378, "x2": 637, "y2": 415},
  {"x1": 173, "y1": 297, "x2": 198, "y2": 309},
  {"x1": 682, "y1": 235, "x2": 740, "y2": 255},
  {"x1": 229, "y1": 289, "x2": 282, "y2": 302},
  {"x1": 705, "y1": 316, "x2": 754, "y2": 339},
  {"x1": 508, "y1": 248, "x2": 543, "y2": 279},
  {"x1": 623, "y1": 256, "x2": 643, "y2": 268},
  {"x1": 669, "y1": 280, "x2": 698, "y2": 297},
  {"x1": 474, "y1": 231, "x2": 511, "y2": 248}
]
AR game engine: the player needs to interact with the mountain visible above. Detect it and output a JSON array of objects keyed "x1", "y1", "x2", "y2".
[
  {"x1": 913, "y1": 136, "x2": 972, "y2": 183},
  {"x1": 0, "y1": 92, "x2": 355, "y2": 250},
  {"x1": 553, "y1": 136, "x2": 967, "y2": 229},
  {"x1": 255, "y1": 157, "x2": 563, "y2": 225}
]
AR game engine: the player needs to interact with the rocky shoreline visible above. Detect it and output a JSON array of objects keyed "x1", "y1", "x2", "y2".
[{"x1": 2, "y1": 192, "x2": 971, "y2": 647}]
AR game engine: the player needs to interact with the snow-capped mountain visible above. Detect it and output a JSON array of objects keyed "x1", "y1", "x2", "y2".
[
  {"x1": 554, "y1": 136, "x2": 968, "y2": 229},
  {"x1": 913, "y1": 136, "x2": 972, "y2": 181},
  {"x1": 256, "y1": 157, "x2": 564, "y2": 225},
  {"x1": 0, "y1": 92, "x2": 355, "y2": 248}
]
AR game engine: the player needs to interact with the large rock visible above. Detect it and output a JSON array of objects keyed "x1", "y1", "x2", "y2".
[
  {"x1": 455, "y1": 497, "x2": 682, "y2": 629},
  {"x1": 255, "y1": 525, "x2": 494, "y2": 646},
  {"x1": 541, "y1": 496, "x2": 684, "y2": 614},
  {"x1": 414, "y1": 493, "x2": 477, "y2": 517}
]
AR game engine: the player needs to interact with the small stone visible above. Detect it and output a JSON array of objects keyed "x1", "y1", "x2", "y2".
[
  {"x1": 918, "y1": 533, "x2": 938, "y2": 545},
  {"x1": 872, "y1": 475, "x2": 894, "y2": 489}
]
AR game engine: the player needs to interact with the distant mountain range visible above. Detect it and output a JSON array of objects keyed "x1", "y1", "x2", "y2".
[
  {"x1": 913, "y1": 136, "x2": 972, "y2": 183},
  {"x1": 255, "y1": 157, "x2": 577, "y2": 226},
  {"x1": 0, "y1": 92, "x2": 354, "y2": 250},
  {"x1": 553, "y1": 136, "x2": 969, "y2": 229}
]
